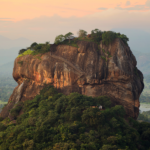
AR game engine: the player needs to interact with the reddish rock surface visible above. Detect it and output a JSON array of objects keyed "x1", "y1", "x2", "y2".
[
  {"x1": 87, "y1": 34, "x2": 91, "y2": 38},
  {"x1": 0, "y1": 38, "x2": 144, "y2": 119}
]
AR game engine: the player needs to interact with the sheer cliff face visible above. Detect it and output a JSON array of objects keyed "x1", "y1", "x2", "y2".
[{"x1": 0, "y1": 38, "x2": 144, "y2": 119}]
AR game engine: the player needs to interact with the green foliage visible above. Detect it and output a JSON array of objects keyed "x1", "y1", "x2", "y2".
[
  {"x1": 10, "y1": 102, "x2": 23, "y2": 119},
  {"x1": 54, "y1": 32, "x2": 76, "y2": 46},
  {"x1": 52, "y1": 29, "x2": 129, "y2": 53},
  {"x1": 18, "y1": 49, "x2": 26, "y2": 55},
  {"x1": 137, "y1": 111, "x2": 150, "y2": 123},
  {"x1": 54, "y1": 34, "x2": 66, "y2": 45},
  {"x1": 17, "y1": 61, "x2": 23, "y2": 66},
  {"x1": 57, "y1": 39, "x2": 79, "y2": 48},
  {"x1": 101, "y1": 49, "x2": 112, "y2": 62},
  {"x1": 0, "y1": 77, "x2": 17, "y2": 110},
  {"x1": 117, "y1": 33, "x2": 129, "y2": 45},
  {"x1": 140, "y1": 94, "x2": 150, "y2": 103},
  {"x1": 17, "y1": 49, "x2": 33, "y2": 58},
  {"x1": 91, "y1": 28, "x2": 103, "y2": 43},
  {"x1": 30, "y1": 42, "x2": 38, "y2": 48},
  {"x1": 145, "y1": 75, "x2": 150, "y2": 83},
  {"x1": 77, "y1": 29, "x2": 87, "y2": 38},
  {"x1": 64, "y1": 32, "x2": 74, "y2": 43},
  {"x1": 31, "y1": 43, "x2": 50, "y2": 55},
  {"x1": 100, "y1": 56, "x2": 106, "y2": 61},
  {"x1": 102, "y1": 31, "x2": 117, "y2": 46},
  {"x1": 138, "y1": 113, "x2": 150, "y2": 122},
  {"x1": 0, "y1": 84, "x2": 150, "y2": 149},
  {"x1": 17, "y1": 43, "x2": 51, "y2": 58},
  {"x1": 102, "y1": 31, "x2": 129, "y2": 46}
]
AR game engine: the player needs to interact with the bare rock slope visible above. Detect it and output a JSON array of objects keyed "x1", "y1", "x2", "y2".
[{"x1": 0, "y1": 38, "x2": 144, "y2": 119}]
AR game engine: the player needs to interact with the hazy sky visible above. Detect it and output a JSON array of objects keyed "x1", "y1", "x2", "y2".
[{"x1": 0, "y1": 0, "x2": 150, "y2": 43}]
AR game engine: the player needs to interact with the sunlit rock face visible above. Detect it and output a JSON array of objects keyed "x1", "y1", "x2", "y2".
[{"x1": 0, "y1": 38, "x2": 144, "y2": 119}]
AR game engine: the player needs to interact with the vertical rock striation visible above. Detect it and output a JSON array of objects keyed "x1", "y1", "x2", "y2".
[{"x1": 0, "y1": 38, "x2": 144, "y2": 119}]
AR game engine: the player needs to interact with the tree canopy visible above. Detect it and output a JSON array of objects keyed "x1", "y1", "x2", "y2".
[
  {"x1": 64, "y1": 32, "x2": 74, "y2": 43},
  {"x1": 54, "y1": 34, "x2": 66, "y2": 45},
  {"x1": 77, "y1": 29, "x2": 87, "y2": 38},
  {"x1": 0, "y1": 84, "x2": 150, "y2": 150}
]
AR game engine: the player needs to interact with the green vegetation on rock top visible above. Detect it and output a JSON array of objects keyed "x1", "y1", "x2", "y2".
[
  {"x1": 0, "y1": 84, "x2": 150, "y2": 150},
  {"x1": 18, "y1": 42, "x2": 51, "y2": 58},
  {"x1": 17, "y1": 49, "x2": 33, "y2": 58},
  {"x1": 54, "y1": 29, "x2": 129, "y2": 47},
  {"x1": 17, "y1": 29, "x2": 129, "y2": 58}
]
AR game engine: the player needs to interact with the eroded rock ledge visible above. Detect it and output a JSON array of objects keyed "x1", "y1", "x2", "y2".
[{"x1": 0, "y1": 38, "x2": 144, "y2": 119}]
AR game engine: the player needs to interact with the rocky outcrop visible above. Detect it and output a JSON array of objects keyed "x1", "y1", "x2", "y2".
[{"x1": 0, "y1": 38, "x2": 144, "y2": 119}]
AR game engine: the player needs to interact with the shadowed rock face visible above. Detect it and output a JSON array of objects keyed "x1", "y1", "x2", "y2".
[{"x1": 0, "y1": 38, "x2": 144, "y2": 119}]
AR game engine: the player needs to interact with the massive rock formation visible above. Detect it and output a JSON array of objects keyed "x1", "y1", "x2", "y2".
[{"x1": 0, "y1": 38, "x2": 144, "y2": 119}]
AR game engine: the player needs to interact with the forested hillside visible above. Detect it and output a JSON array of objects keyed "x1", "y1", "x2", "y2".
[{"x1": 0, "y1": 84, "x2": 150, "y2": 150}]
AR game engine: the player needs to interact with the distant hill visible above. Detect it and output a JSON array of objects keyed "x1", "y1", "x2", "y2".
[
  {"x1": 0, "y1": 35, "x2": 33, "y2": 65},
  {"x1": 0, "y1": 35, "x2": 33, "y2": 50},
  {"x1": 132, "y1": 50, "x2": 150, "y2": 76},
  {"x1": 0, "y1": 61, "x2": 14, "y2": 77}
]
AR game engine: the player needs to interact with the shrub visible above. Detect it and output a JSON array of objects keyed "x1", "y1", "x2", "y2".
[
  {"x1": 117, "y1": 33, "x2": 129, "y2": 45},
  {"x1": 102, "y1": 31, "x2": 117, "y2": 46},
  {"x1": 0, "y1": 117, "x2": 4, "y2": 121},
  {"x1": 0, "y1": 123, "x2": 6, "y2": 131},
  {"x1": 32, "y1": 44, "x2": 50, "y2": 55},
  {"x1": 18, "y1": 49, "x2": 27, "y2": 55},
  {"x1": 91, "y1": 29, "x2": 103, "y2": 43},
  {"x1": 30, "y1": 42, "x2": 38, "y2": 48},
  {"x1": 17, "y1": 43, "x2": 51, "y2": 58},
  {"x1": 17, "y1": 49, "x2": 33, "y2": 58},
  {"x1": 10, "y1": 102, "x2": 23, "y2": 119}
]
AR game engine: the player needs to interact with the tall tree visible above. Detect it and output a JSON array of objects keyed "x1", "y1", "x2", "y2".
[
  {"x1": 54, "y1": 35, "x2": 65, "y2": 45},
  {"x1": 64, "y1": 32, "x2": 74, "y2": 43},
  {"x1": 77, "y1": 29, "x2": 87, "y2": 38}
]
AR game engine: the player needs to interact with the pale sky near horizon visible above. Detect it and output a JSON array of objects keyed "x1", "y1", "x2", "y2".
[{"x1": 0, "y1": 0, "x2": 150, "y2": 43}]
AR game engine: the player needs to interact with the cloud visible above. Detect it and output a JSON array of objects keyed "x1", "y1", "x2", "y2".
[
  {"x1": 126, "y1": 1, "x2": 130, "y2": 6},
  {"x1": 0, "y1": 20, "x2": 12, "y2": 22},
  {"x1": 115, "y1": 5, "x2": 148, "y2": 10},
  {"x1": 0, "y1": 18, "x2": 13, "y2": 22},
  {"x1": 0, "y1": 9, "x2": 150, "y2": 44},
  {"x1": 116, "y1": 0, "x2": 150, "y2": 10},
  {"x1": 0, "y1": 18, "x2": 12, "y2": 20},
  {"x1": 98, "y1": 7, "x2": 107, "y2": 10},
  {"x1": 146, "y1": 0, "x2": 150, "y2": 7}
]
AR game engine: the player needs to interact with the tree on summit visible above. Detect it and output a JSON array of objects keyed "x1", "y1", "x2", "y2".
[
  {"x1": 18, "y1": 49, "x2": 27, "y2": 54},
  {"x1": 54, "y1": 34, "x2": 65, "y2": 45},
  {"x1": 64, "y1": 32, "x2": 74, "y2": 43},
  {"x1": 91, "y1": 28, "x2": 103, "y2": 42},
  {"x1": 30, "y1": 42, "x2": 38, "y2": 48},
  {"x1": 77, "y1": 29, "x2": 87, "y2": 38}
]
